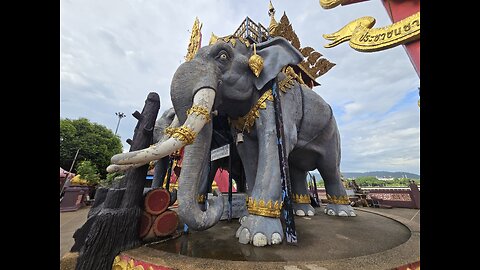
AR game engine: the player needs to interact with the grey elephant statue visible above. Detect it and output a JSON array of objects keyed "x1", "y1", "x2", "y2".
[
  {"x1": 150, "y1": 107, "x2": 247, "y2": 208},
  {"x1": 107, "y1": 36, "x2": 355, "y2": 247}
]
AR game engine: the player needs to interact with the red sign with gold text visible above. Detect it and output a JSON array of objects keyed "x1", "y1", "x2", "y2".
[{"x1": 381, "y1": 0, "x2": 420, "y2": 76}]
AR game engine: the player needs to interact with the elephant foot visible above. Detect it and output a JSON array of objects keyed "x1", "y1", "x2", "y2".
[
  {"x1": 324, "y1": 204, "x2": 356, "y2": 217},
  {"x1": 235, "y1": 214, "x2": 284, "y2": 247},
  {"x1": 293, "y1": 203, "x2": 315, "y2": 216},
  {"x1": 239, "y1": 214, "x2": 247, "y2": 224}
]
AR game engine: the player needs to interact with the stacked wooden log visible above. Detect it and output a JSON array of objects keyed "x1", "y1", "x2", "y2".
[{"x1": 139, "y1": 188, "x2": 179, "y2": 241}]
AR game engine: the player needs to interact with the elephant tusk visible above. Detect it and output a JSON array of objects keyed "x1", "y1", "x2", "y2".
[
  {"x1": 106, "y1": 163, "x2": 145, "y2": 173},
  {"x1": 109, "y1": 88, "x2": 216, "y2": 167}
]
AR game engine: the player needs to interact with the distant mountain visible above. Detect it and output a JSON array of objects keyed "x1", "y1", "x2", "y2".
[{"x1": 309, "y1": 171, "x2": 420, "y2": 180}]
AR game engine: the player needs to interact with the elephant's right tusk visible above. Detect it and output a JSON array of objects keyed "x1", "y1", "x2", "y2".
[
  {"x1": 109, "y1": 88, "x2": 216, "y2": 168},
  {"x1": 106, "y1": 163, "x2": 144, "y2": 173}
]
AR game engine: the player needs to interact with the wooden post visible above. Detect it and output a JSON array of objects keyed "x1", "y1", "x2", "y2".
[{"x1": 74, "y1": 92, "x2": 160, "y2": 270}]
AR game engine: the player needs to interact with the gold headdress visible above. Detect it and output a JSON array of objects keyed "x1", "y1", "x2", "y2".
[
  {"x1": 268, "y1": 3, "x2": 335, "y2": 87},
  {"x1": 197, "y1": 2, "x2": 335, "y2": 87}
]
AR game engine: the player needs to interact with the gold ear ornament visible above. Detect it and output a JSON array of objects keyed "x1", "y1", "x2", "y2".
[{"x1": 249, "y1": 43, "x2": 264, "y2": 77}]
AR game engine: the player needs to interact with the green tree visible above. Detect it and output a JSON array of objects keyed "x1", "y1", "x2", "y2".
[
  {"x1": 355, "y1": 176, "x2": 382, "y2": 187},
  {"x1": 60, "y1": 118, "x2": 123, "y2": 178},
  {"x1": 76, "y1": 160, "x2": 101, "y2": 185},
  {"x1": 99, "y1": 172, "x2": 125, "y2": 188}
]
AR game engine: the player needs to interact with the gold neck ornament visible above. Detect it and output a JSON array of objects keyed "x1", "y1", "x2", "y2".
[{"x1": 230, "y1": 67, "x2": 302, "y2": 133}]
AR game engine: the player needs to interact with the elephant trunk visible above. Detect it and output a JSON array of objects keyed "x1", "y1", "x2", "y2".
[
  {"x1": 172, "y1": 60, "x2": 224, "y2": 230},
  {"x1": 176, "y1": 120, "x2": 224, "y2": 230}
]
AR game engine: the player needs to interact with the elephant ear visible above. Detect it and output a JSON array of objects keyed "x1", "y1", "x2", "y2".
[{"x1": 254, "y1": 37, "x2": 304, "y2": 90}]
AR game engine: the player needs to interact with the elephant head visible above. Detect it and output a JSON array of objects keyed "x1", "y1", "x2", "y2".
[{"x1": 108, "y1": 37, "x2": 303, "y2": 231}]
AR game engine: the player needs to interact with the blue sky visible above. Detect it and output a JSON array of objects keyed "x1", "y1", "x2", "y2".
[{"x1": 60, "y1": 0, "x2": 420, "y2": 174}]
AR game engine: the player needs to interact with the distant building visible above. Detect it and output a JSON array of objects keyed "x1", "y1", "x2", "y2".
[{"x1": 377, "y1": 177, "x2": 394, "y2": 181}]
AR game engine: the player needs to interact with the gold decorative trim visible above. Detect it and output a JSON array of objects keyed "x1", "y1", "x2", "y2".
[
  {"x1": 319, "y1": 0, "x2": 346, "y2": 9},
  {"x1": 164, "y1": 127, "x2": 176, "y2": 137},
  {"x1": 326, "y1": 194, "x2": 350, "y2": 205},
  {"x1": 247, "y1": 197, "x2": 283, "y2": 218},
  {"x1": 197, "y1": 194, "x2": 206, "y2": 203},
  {"x1": 270, "y1": 12, "x2": 335, "y2": 82},
  {"x1": 172, "y1": 126, "x2": 196, "y2": 145},
  {"x1": 112, "y1": 256, "x2": 145, "y2": 270},
  {"x1": 323, "y1": 12, "x2": 420, "y2": 52},
  {"x1": 209, "y1": 33, "x2": 218, "y2": 46},
  {"x1": 185, "y1": 17, "x2": 202, "y2": 62},
  {"x1": 230, "y1": 89, "x2": 273, "y2": 133},
  {"x1": 279, "y1": 66, "x2": 305, "y2": 92},
  {"x1": 165, "y1": 126, "x2": 197, "y2": 145},
  {"x1": 292, "y1": 193, "x2": 311, "y2": 204},
  {"x1": 209, "y1": 34, "x2": 250, "y2": 48},
  {"x1": 187, "y1": 105, "x2": 211, "y2": 122},
  {"x1": 249, "y1": 43, "x2": 264, "y2": 78}
]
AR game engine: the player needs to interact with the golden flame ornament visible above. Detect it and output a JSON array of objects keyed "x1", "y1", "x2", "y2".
[{"x1": 249, "y1": 43, "x2": 264, "y2": 77}]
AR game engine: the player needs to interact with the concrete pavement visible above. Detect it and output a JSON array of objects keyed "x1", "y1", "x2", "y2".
[
  {"x1": 60, "y1": 206, "x2": 90, "y2": 258},
  {"x1": 60, "y1": 205, "x2": 420, "y2": 269}
]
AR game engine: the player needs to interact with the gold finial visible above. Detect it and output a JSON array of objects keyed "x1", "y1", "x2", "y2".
[
  {"x1": 268, "y1": 1, "x2": 278, "y2": 35},
  {"x1": 248, "y1": 43, "x2": 264, "y2": 77},
  {"x1": 185, "y1": 17, "x2": 202, "y2": 61},
  {"x1": 209, "y1": 32, "x2": 218, "y2": 45}
]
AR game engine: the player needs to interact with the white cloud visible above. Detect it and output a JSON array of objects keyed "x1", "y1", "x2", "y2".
[{"x1": 60, "y1": 0, "x2": 420, "y2": 174}]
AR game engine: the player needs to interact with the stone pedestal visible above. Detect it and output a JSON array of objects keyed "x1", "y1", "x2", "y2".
[{"x1": 219, "y1": 192, "x2": 247, "y2": 220}]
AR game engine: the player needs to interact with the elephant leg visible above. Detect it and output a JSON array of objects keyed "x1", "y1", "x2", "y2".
[
  {"x1": 235, "y1": 133, "x2": 259, "y2": 224},
  {"x1": 317, "y1": 148, "x2": 356, "y2": 217},
  {"x1": 151, "y1": 157, "x2": 169, "y2": 188},
  {"x1": 290, "y1": 165, "x2": 315, "y2": 217},
  {"x1": 197, "y1": 160, "x2": 219, "y2": 211},
  {"x1": 235, "y1": 133, "x2": 258, "y2": 197},
  {"x1": 235, "y1": 105, "x2": 285, "y2": 247}
]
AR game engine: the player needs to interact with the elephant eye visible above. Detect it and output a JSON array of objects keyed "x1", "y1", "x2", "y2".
[{"x1": 216, "y1": 50, "x2": 229, "y2": 62}]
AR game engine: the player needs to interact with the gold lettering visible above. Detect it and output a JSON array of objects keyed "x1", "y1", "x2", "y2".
[
  {"x1": 394, "y1": 27, "x2": 402, "y2": 36},
  {"x1": 323, "y1": 12, "x2": 420, "y2": 52}
]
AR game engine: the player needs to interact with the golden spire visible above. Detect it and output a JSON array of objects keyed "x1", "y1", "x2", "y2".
[
  {"x1": 268, "y1": 1, "x2": 278, "y2": 35},
  {"x1": 185, "y1": 17, "x2": 202, "y2": 61}
]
